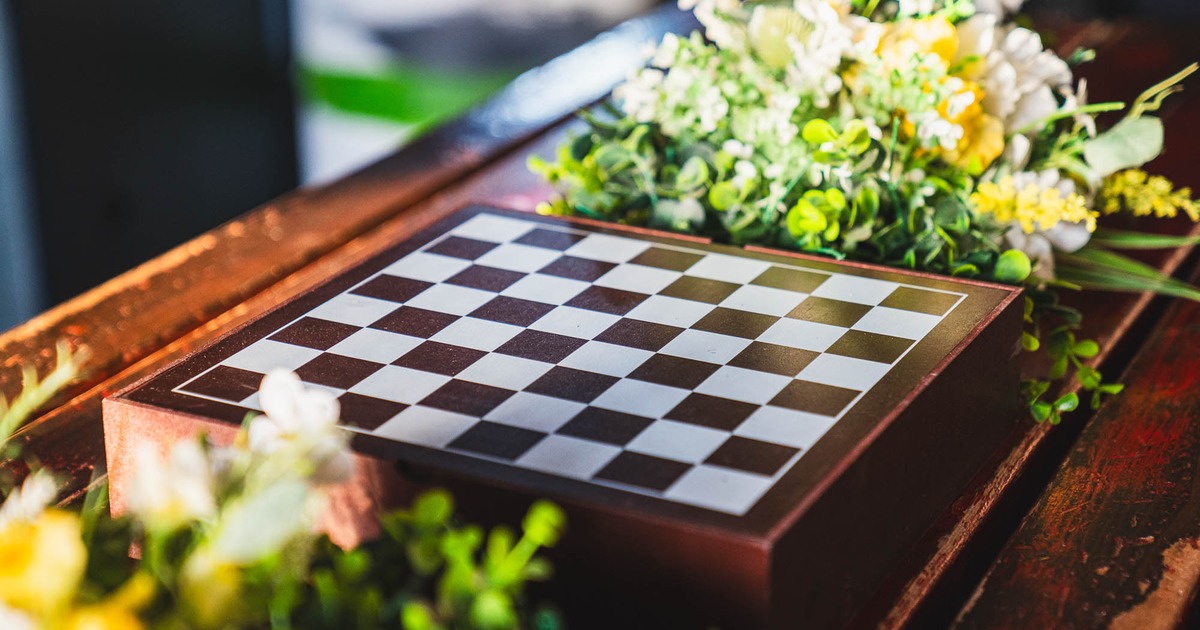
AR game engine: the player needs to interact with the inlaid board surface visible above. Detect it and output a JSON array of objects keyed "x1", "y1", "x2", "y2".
[{"x1": 123, "y1": 207, "x2": 998, "y2": 528}]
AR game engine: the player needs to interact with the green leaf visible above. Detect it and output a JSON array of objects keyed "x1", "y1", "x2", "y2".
[
  {"x1": 1055, "y1": 249, "x2": 1200, "y2": 302},
  {"x1": 1091, "y1": 228, "x2": 1200, "y2": 250},
  {"x1": 1021, "y1": 332, "x2": 1041, "y2": 352},
  {"x1": 842, "y1": 120, "x2": 872, "y2": 155},
  {"x1": 1054, "y1": 392, "x2": 1080, "y2": 412},
  {"x1": 1031, "y1": 400, "x2": 1053, "y2": 423},
  {"x1": 1083, "y1": 116, "x2": 1164, "y2": 177},
  {"x1": 993, "y1": 250, "x2": 1032, "y2": 283},
  {"x1": 802, "y1": 119, "x2": 838, "y2": 145},
  {"x1": 708, "y1": 181, "x2": 740, "y2": 211},
  {"x1": 1073, "y1": 340, "x2": 1100, "y2": 359},
  {"x1": 787, "y1": 201, "x2": 827, "y2": 237},
  {"x1": 676, "y1": 156, "x2": 710, "y2": 191}
]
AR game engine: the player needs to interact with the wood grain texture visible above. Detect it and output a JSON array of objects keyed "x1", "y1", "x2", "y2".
[{"x1": 953, "y1": 267, "x2": 1200, "y2": 629}]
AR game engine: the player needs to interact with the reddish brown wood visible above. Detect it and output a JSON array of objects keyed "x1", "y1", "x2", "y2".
[{"x1": 953, "y1": 264, "x2": 1200, "y2": 629}]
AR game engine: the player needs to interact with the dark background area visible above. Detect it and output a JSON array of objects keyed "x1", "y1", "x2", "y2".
[{"x1": 0, "y1": 0, "x2": 1196, "y2": 332}]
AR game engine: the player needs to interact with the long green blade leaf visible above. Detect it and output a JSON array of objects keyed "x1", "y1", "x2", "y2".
[
  {"x1": 1059, "y1": 246, "x2": 1178, "y2": 282},
  {"x1": 1091, "y1": 228, "x2": 1200, "y2": 250},
  {"x1": 1055, "y1": 263, "x2": 1200, "y2": 302}
]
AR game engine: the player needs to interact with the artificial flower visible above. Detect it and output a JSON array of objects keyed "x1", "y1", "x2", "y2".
[
  {"x1": 0, "y1": 509, "x2": 87, "y2": 616},
  {"x1": 0, "y1": 603, "x2": 36, "y2": 630},
  {"x1": 0, "y1": 470, "x2": 57, "y2": 530},
  {"x1": 126, "y1": 440, "x2": 217, "y2": 531},
  {"x1": 248, "y1": 370, "x2": 352, "y2": 484}
]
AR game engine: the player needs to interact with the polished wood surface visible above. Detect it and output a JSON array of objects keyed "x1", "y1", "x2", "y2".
[{"x1": 4, "y1": 7, "x2": 1200, "y2": 627}]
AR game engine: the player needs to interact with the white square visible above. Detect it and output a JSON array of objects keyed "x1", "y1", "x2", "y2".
[
  {"x1": 485, "y1": 392, "x2": 587, "y2": 432},
  {"x1": 798, "y1": 354, "x2": 890, "y2": 391},
  {"x1": 758, "y1": 319, "x2": 848, "y2": 352},
  {"x1": 376, "y1": 407, "x2": 479, "y2": 448},
  {"x1": 594, "y1": 264, "x2": 682, "y2": 294},
  {"x1": 659, "y1": 329, "x2": 753, "y2": 364},
  {"x1": 563, "y1": 233, "x2": 650, "y2": 263},
  {"x1": 684, "y1": 253, "x2": 772, "y2": 284},
  {"x1": 307, "y1": 293, "x2": 399, "y2": 327},
  {"x1": 735, "y1": 407, "x2": 836, "y2": 449},
  {"x1": 451, "y1": 214, "x2": 537, "y2": 243},
  {"x1": 529, "y1": 306, "x2": 621, "y2": 340},
  {"x1": 852, "y1": 306, "x2": 946, "y2": 340},
  {"x1": 223, "y1": 339, "x2": 322, "y2": 374},
  {"x1": 430, "y1": 318, "x2": 525, "y2": 351},
  {"x1": 695, "y1": 366, "x2": 792, "y2": 405},
  {"x1": 591, "y1": 379, "x2": 691, "y2": 418},
  {"x1": 720, "y1": 285, "x2": 808, "y2": 317},
  {"x1": 810, "y1": 275, "x2": 901, "y2": 306},
  {"x1": 625, "y1": 295, "x2": 714, "y2": 328},
  {"x1": 665, "y1": 465, "x2": 775, "y2": 515},
  {"x1": 626, "y1": 420, "x2": 729, "y2": 464},
  {"x1": 348, "y1": 366, "x2": 451, "y2": 404},
  {"x1": 473, "y1": 242, "x2": 563, "y2": 273},
  {"x1": 457, "y1": 353, "x2": 555, "y2": 390},
  {"x1": 405, "y1": 283, "x2": 496, "y2": 315},
  {"x1": 517, "y1": 435, "x2": 622, "y2": 479},
  {"x1": 327, "y1": 328, "x2": 423, "y2": 364},
  {"x1": 559, "y1": 341, "x2": 654, "y2": 378},
  {"x1": 380, "y1": 252, "x2": 471, "y2": 283},
  {"x1": 501, "y1": 274, "x2": 590, "y2": 305}
]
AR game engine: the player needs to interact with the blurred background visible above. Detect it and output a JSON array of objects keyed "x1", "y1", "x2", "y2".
[{"x1": 0, "y1": 0, "x2": 1195, "y2": 332}]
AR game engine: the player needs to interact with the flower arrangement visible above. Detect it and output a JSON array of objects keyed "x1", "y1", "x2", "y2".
[
  {"x1": 0, "y1": 358, "x2": 565, "y2": 630},
  {"x1": 531, "y1": 0, "x2": 1200, "y2": 424}
]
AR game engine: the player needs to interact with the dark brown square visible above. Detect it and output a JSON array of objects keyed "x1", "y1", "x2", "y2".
[
  {"x1": 370, "y1": 307, "x2": 459, "y2": 338},
  {"x1": 880, "y1": 286, "x2": 960, "y2": 316},
  {"x1": 526, "y1": 367, "x2": 619, "y2": 403},
  {"x1": 425, "y1": 236, "x2": 498, "y2": 260},
  {"x1": 268, "y1": 317, "x2": 359, "y2": 350},
  {"x1": 537, "y1": 256, "x2": 617, "y2": 282},
  {"x1": 449, "y1": 421, "x2": 545, "y2": 460},
  {"x1": 628, "y1": 247, "x2": 703, "y2": 272},
  {"x1": 729, "y1": 342, "x2": 820, "y2": 377},
  {"x1": 351, "y1": 275, "x2": 433, "y2": 304},
  {"x1": 564, "y1": 286, "x2": 650, "y2": 316},
  {"x1": 659, "y1": 276, "x2": 740, "y2": 304},
  {"x1": 420, "y1": 380, "x2": 516, "y2": 416},
  {"x1": 295, "y1": 354, "x2": 385, "y2": 389},
  {"x1": 514, "y1": 228, "x2": 586, "y2": 251},
  {"x1": 595, "y1": 319, "x2": 685, "y2": 352},
  {"x1": 769, "y1": 380, "x2": 860, "y2": 416},
  {"x1": 666, "y1": 393, "x2": 759, "y2": 431},
  {"x1": 704, "y1": 436, "x2": 799, "y2": 476},
  {"x1": 181, "y1": 366, "x2": 262, "y2": 402},
  {"x1": 557, "y1": 407, "x2": 654, "y2": 446},
  {"x1": 446, "y1": 265, "x2": 526, "y2": 293},
  {"x1": 495, "y1": 330, "x2": 588, "y2": 363},
  {"x1": 337, "y1": 393, "x2": 407, "y2": 430},
  {"x1": 469, "y1": 297, "x2": 555, "y2": 327},
  {"x1": 786, "y1": 297, "x2": 872, "y2": 327},
  {"x1": 394, "y1": 341, "x2": 487, "y2": 376},
  {"x1": 595, "y1": 452, "x2": 691, "y2": 491},
  {"x1": 826, "y1": 330, "x2": 913, "y2": 364},
  {"x1": 693, "y1": 308, "x2": 778, "y2": 339},
  {"x1": 628, "y1": 355, "x2": 720, "y2": 389},
  {"x1": 751, "y1": 267, "x2": 830, "y2": 293}
]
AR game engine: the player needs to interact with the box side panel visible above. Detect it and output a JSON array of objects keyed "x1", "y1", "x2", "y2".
[{"x1": 769, "y1": 294, "x2": 1022, "y2": 628}]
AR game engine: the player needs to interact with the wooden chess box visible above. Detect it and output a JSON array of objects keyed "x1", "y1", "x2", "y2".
[{"x1": 104, "y1": 206, "x2": 1022, "y2": 628}]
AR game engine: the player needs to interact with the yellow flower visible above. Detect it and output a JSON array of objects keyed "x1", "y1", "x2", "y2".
[
  {"x1": 0, "y1": 510, "x2": 87, "y2": 616},
  {"x1": 180, "y1": 547, "x2": 243, "y2": 630},
  {"x1": 62, "y1": 605, "x2": 143, "y2": 630},
  {"x1": 937, "y1": 79, "x2": 1005, "y2": 173},
  {"x1": 878, "y1": 16, "x2": 958, "y2": 69},
  {"x1": 972, "y1": 176, "x2": 1098, "y2": 234},
  {"x1": 1101, "y1": 169, "x2": 1200, "y2": 221}
]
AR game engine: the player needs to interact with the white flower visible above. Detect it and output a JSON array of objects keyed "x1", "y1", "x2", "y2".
[
  {"x1": 127, "y1": 440, "x2": 217, "y2": 530},
  {"x1": 1003, "y1": 170, "x2": 1093, "y2": 280},
  {"x1": 974, "y1": 0, "x2": 1025, "y2": 16},
  {"x1": 248, "y1": 370, "x2": 352, "y2": 484},
  {"x1": 684, "y1": 0, "x2": 744, "y2": 51},
  {"x1": 1061, "y1": 78, "x2": 1098, "y2": 137},
  {"x1": 0, "y1": 602, "x2": 36, "y2": 630},
  {"x1": 955, "y1": 14, "x2": 1072, "y2": 134},
  {"x1": 614, "y1": 68, "x2": 664, "y2": 124},
  {"x1": 651, "y1": 33, "x2": 680, "y2": 69},
  {"x1": 0, "y1": 471, "x2": 57, "y2": 531},
  {"x1": 782, "y1": 0, "x2": 859, "y2": 109},
  {"x1": 733, "y1": 160, "x2": 759, "y2": 190},
  {"x1": 722, "y1": 139, "x2": 753, "y2": 160},
  {"x1": 897, "y1": 0, "x2": 937, "y2": 17}
]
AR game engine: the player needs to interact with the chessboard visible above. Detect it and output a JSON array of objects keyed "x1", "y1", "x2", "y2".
[{"x1": 110, "y1": 206, "x2": 1017, "y2": 531}]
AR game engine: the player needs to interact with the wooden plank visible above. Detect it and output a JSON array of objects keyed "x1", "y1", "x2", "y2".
[
  {"x1": 0, "y1": 5, "x2": 696, "y2": 422},
  {"x1": 952, "y1": 271, "x2": 1200, "y2": 628},
  {"x1": 857, "y1": 18, "x2": 1200, "y2": 628}
]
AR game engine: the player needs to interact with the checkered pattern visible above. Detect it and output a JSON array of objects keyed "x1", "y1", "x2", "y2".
[{"x1": 173, "y1": 212, "x2": 966, "y2": 516}]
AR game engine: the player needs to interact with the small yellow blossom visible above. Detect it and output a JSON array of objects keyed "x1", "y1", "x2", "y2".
[
  {"x1": 878, "y1": 16, "x2": 958, "y2": 68},
  {"x1": 62, "y1": 604, "x2": 144, "y2": 630},
  {"x1": 939, "y1": 80, "x2": 1005, "y2": 173},
  {"x1": 0, "y1": 510, "x2": 87, "y2": 616},
  {"x1": 1101, "y1": 169, "x2": 1200, "y2": 221},
  {"x1": 972, "y1": 176, "x2": 1098, "y2": 234}
]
